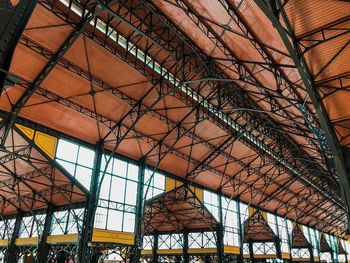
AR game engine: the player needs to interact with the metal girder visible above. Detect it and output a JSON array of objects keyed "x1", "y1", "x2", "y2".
[
  {"x1": 297, "y1": 15, "x2": 350, "y2": 53},
  {"x1": 254, "y1": 0, "x2": 350, "y2": 233},
  {"x1": 217, "y1": 191, "x2": 224, "y2": 263},
  {"x1": 0, "y1": 0, "x2": 37, "y2": 93}
]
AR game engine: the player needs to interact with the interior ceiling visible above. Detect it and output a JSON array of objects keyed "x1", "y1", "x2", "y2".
[{"x1": 0, "y1": 0, "x2": 349, "y2": 237}]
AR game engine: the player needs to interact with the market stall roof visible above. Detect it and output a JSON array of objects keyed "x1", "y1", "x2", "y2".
[{"x1": 142, "y1": 185, "x2": 218, "y2": 234}]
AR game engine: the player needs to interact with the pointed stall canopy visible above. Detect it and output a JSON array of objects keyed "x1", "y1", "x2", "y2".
[
  {"x1": 320, "y1": 234, "x2": 332, "y2": 253},
  {"x1": 291, "y1": 225, "x2": 310, "y2": 249},
  {"x1": 244, "y1": 210, "x2": 276, "y2": 243},
  {"x1": 142, "y1": 185, "x2": 218, "y2": 235}
]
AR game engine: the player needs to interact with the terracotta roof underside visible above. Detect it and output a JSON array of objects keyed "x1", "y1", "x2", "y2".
[
  {"x1": 142, "y1": 186, "x2": 218, "y2": 234},
  {"x1": 0, "y1": 0, "x2": 348, "y2": 237},
  {"x1": 283, "y1": 0, "x2": 350, "y2": 147}
]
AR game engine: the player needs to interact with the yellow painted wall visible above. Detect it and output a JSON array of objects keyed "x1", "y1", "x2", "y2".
[
  {"x1": 165, "y1": 177, "x2": 183, "y2": 192},
  {"x1": 157, "y1": 249, "x2": 183, "y2": 254},
  {"x1": 248, "y1": 207, "x2": 267, "y2": 220},
  {"x1": 16, "y1": 124, "x2": 57, "y2": 159},
  {"x1": 224, "y1": 245, "x2": 240, "y2": 254},
  {"x1": 46, "y1": 233, "x2": 78, "y2": 244},
  {"x1": 282, "y1": 252, "x2": 290, "y2": 259},
  {"x1": 141, "y1": 249, "x2": 152, "y2": 255},
  {"x1": 243, "y1": 254, "x2": 276, "y2": 259},
  {"x1": 15, "y1": 237, "x2": 39, "y2": 246},
  {"x1": 0, "y1": 239, "x2": 8, "y2": 247},
  {"x1": 188, "y1": 248, "x2": 217, "y2": 254},
  {"x1": 92, "y1": 229, "x2": 135, "y2": 245},
  {"x1": 165, "y1": 177, "x2": 203, "y2": 201}
]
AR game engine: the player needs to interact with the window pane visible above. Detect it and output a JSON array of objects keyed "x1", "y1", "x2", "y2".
[
  {"x1": 110, "y1": 177, "x2": 125, "y2": 203},
  {"x1": 123, "y1": 212, "x2": 135, "y2": 232},
  {"x1": 57, "y1": 140, "x2": 78, "y2": 162},
  {"x1": 114, "y1": 159, "x2": 127, "y2": 178},
  {"x1": 77, "y1": 146, "x2": 95, "y2": 168},
  {"x1": 128, "y1": 164, "x2": 139, "y2": 181},
  {"x1": 153, "y1": 188, "x2": 163, "y2": 197},
  {"x1": 99, "y1": 173, "x2": 111, "y2": 200},
  {"x1": 75, "y1": 166, "x2": 92, "y2": 189},
  {"x1": 101, "y1": 155, "x2": 113, "y2": 174},
  {"x1": 154, "y1": 173, "x2": 165, "y2": 188},
  {"x1": 125, "y1": 181, "x2": 138, "y2": 205},
  {"x1": 57, "y1": 160, "x2": 75, "y2": 176},
  {"x1": 107, "y1": 210, "x2": 123, "y2": 231},
  {"x1": 94, "y1": 207, "x2": 107, "y2": 229}
]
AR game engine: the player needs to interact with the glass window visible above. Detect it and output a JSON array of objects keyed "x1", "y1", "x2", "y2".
[
  {"x1": 203, "y1": 190, "x2": 219, "y2": 220},
  {"x1": 77, "y1": 146, "x2": 95, "y2": 168},
  {"x1": 95, "y1": 155, "x2": 140, "y2": 232},
  {"x1": 144, "y1": 169, "x2": 165, "y2": 200},
  {"x1": 55, "y1": 139, "x2": 95, "y2": 190},
  {"x1": 221, "y1": 196, "x2": 239, "y2": 246},
  {"x1": 107, "y1": 210, "x2": 123, "y2": 231},
  {"x1": 56, "y1": 140, "x2": 78, "y2": 162}
]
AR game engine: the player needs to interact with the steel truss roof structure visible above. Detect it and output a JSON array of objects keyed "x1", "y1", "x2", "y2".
[{"x1": 0, "y1": 0, "x2": 350, "y2": 262}]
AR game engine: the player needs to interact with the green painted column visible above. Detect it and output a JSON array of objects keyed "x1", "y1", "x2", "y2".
[
  {"x1": 152, "y1": 233, "x2": 159, "y2": 263},
  {"x1": 237, "y1": 199, "x2": 244, "y2": 263},
  {"x1": 131, "y1": 158, "x2": 146, "y2": 262},
  {"x1": 217, "y1": 191, "x2": 224, "y2": 263},
  {"x1": 183, "y1": 231, "x2": 189, "y2": 263},
  {"x1": 78, "y1": 142, "x2": 103, "y2": 262},
  {"x1": 274, "y1": 215, "x2": 283, "y2": 261},
  {"x1": 37, "y1": 205, "x2": 54, "y2": 263},
  {"x1": 6, "y1": 210, "x2": 23, "y2": 263}
]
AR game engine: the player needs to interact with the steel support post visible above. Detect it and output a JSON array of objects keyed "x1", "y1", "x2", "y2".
[
  {"x1": 78, "y1": 142, "x2": 103, "y2": 262},
  {"x1": 274, "y1": 215, "x2": 283, "y2": 260},
  {"x1": 248, "y1": 241, "x2": 255, "y2": 263},
  {"x1": 285, "y1": 220, "x2": 292, "y2": 262},
  {"x1": 330, "y1": 247, "x2": 336, "y2": 263},
  {"x1": 237, "y1": 199, "x2": 244, "y2": 263},
  {"x1": 6, "y1": 210, "x2": 23, "y2": 263},
  {"x1": 152, "y1": 233, "x2": 159, "y2": 263},
  {"x1": 37, "y1": 205, "x2": 54, "y2": 263},
  {"x1": 316, "y1": 242, "x2": 321, "y2": 263},
  {"x1": 306, "y1": 227, "x2": 315, "y2": 263},
  {"x1": 131, "y1": 158, "x2": 146, "y2": 262},
  {"x1": 217, "y1": 191, "x2": 224, "y2": 263},
  {"x1": 308, "y1": 243, "x2": 315, "y2": 263},
  {"x1": 183, "y1": 231, "x2": 189, "y2": 263}
]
